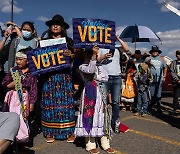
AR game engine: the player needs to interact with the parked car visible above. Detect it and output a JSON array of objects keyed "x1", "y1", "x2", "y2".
[
  {"x1": 162, "y1": 56, "x2": 173, "y2": 93},
  {"x1": 162, "y1": 67, "x2": 173, "y2": 93}
]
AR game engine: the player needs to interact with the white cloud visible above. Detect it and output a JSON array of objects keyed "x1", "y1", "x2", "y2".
[
  {"x1": 157, "y1": 29, "x2": 180, "y2": 48},
  {"x1": 116, "y1": 25, "x2": 180, "y2": 59},
  {"x1": 0, "y1": 0, "x2": 23, "y2": 13},
  {"x1": 135, "y1": 29, "x2": 180, "y2": 59},
  {"x1": 37, "y1": 16, "x2": 50, "y2": 22},
  {"x1": 1, "y1": 5, "x2": 23, "y2": 13},
  {"x1": 154, "y1": 29, "x2": 180, "y2": 58}
]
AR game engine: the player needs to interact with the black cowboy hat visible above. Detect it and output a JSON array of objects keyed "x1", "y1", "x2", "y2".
[
  {"x1": 149, "y1": 45, "x2": 162, "y2": 54},
  {"x1": 46, "y1": 14, "x2": 69, "y2": 29}
]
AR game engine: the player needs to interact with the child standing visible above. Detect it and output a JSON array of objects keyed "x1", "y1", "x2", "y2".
[
  {"x1": 134, "y1": 62, "x2": 152, "y2": 116},
  {"x1": 2, "y1": 48, "x2": 38, "y2": 143},
  {"x1": 120, "y1": 53, "x2": 137, "y2": 112},
  {"x1": 74, "y1": 47, "x2": 115, "y2": 154}
]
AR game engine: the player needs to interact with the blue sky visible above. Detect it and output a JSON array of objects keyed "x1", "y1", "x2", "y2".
[{"x1": 0, "y1": 0, "x2": 180, "y2": 59}]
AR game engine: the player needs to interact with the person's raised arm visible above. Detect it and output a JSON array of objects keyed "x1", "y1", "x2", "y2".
[
  {"x1": 0, "y1": 30, "x2": 10, "y2": 52},
  {"x1": 6, "y1": 21, "x2": 22, "y2": 37},
  {"x1": 116, "y1": 36, "x2": 130, "y2": 52}
]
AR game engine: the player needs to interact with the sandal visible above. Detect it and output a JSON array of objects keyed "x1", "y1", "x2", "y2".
[
  {"x1": 46, "y1": 137, "x2": 55, "y2": 143},
  {"x1": 67, "y1": 135, "x2": 76, "y2": 143},
  {"x1": 104, "y1": 148, "x2": 115, "y2": 154},
  {"x1": 87, "y1": 148, "x2": 99, "y2": 154}
]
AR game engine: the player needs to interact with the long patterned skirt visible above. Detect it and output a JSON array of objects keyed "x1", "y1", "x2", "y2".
[
  {"x1": 41, "y1": 73, "x2": 75, "y2": 140},
  {"x1": 74, "y1": 81, "x2": 112, "y2": 138}
]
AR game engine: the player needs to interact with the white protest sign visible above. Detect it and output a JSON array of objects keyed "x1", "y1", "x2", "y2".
[{"x1": 40, "y1": 37, "x2": 66, "y2": 47}]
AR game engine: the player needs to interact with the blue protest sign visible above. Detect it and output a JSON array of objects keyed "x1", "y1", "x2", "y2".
[
  {"x1": 73, "y1": 18, "x2": 115, "y2": 49},
  {"x1": 27, "y1": 44, "x2": 70, "y2": 76}
]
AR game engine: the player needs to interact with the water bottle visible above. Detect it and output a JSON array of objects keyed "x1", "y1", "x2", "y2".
[
  {"x1": 6, "y1": 25, "x2": 13, "y2": 34},
  {"x1": 115, "y1": 120, "x2": 120, "y2": 133}
]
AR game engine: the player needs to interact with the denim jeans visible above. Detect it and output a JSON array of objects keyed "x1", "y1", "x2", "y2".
[
  {"x1": 137, "y1": 91, "x2": 149, "y2": 114},
  {"x1": 105, "y1": 75, "x2": 121, "y2": 128},
  {"x1": 173, "y1": 86, "x2": 180, "y2": 111},
  {"x1": 150, "y1": 80, "x2": 162, "y2": 110}
]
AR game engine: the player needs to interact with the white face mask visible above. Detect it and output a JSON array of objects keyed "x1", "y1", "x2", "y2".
[{"x1": 22, "y1": 30, "x2": 32, "y2": 38}]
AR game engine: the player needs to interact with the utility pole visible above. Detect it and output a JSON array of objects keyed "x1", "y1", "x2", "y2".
[{"x1": 11, "y1": 0, "x2": 14, "y2": 22}]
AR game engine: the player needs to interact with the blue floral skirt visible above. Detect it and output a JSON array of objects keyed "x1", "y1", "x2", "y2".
[{"x1": 41, "y1": 73, "x2": 75, "y2": 140}]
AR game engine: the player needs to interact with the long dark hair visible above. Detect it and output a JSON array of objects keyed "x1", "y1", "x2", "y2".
[
  {"x1": 48, "y1": 26, "x2": 67, "y2": 38},
  {"x1": 41, "y1": 26, "x2": 73, "y2": 51},
  {"x1": 21, "y1": 21, "x2": 35, "y2": 32}
]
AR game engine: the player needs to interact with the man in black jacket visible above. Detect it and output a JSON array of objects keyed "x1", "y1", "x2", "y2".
[{"x1": 169, "y1": 50, "x2": 180, "y2": 115}]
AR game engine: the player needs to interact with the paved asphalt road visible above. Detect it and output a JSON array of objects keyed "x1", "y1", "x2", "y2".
[{"x1": 7, "y1": 95, "x2": 180, "y2": 154}]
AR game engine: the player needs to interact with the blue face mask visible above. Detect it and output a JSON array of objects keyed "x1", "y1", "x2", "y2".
[{"x1": 22, "y1": 30, "x2": 32, "y2": 38}]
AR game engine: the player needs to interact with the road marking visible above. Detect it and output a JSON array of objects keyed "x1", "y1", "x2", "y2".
[
  {"x1": 121, "y1": 116, "x2": 134, "y2": 122},
  {"x1": 121, "y1": 115, "x2": 168, "y2": 125},
  {"x1": 134, "y1": 116, "x2": 168, "y2": 125},
  {"x1": 30, "y1": 115, "x2": 177, "y2": 152},
  {"x1": 129, "y1": 129, "x2": 180, "y2": 146},
  {"x1": 114, "y1": 149, "x2": 127, "y2": 154},
  {"x1": 30, "y1": 141, "x2": 61, "y2": 151}
]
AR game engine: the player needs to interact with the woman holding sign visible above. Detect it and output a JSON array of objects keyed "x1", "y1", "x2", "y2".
[{"x1": 40, "y1": 14, "x2": 75, "y2": 143}]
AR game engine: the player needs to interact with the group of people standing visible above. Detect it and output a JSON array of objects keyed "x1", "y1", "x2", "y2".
[
  {"x1": 0, "y1": 14, "x2": 129, "y2": 154},
  {"x1": 133, "y1": 46, "x2": 167, "y2": 116},
  {"x1": 121, "y1": 44, "x2": 180, "y2": 117},
  {"x1": 0, "y1": 13, "x2": 179, "y2": 154}
]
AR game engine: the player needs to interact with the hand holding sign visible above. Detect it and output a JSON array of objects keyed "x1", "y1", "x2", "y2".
[
  {"x1": 104, "y1": 53, "x2": 112, "y2": 59},
  {"x1": 92, "y1": 45, "x2": 99, "y2": 55},
  {"x1": 64, "y1": 49, "x2": 72, "y2": 57}
]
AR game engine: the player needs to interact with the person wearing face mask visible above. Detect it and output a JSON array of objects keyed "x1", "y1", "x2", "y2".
[{"x1": 7, "y1": 21, "x2": 39, "y2": 69}]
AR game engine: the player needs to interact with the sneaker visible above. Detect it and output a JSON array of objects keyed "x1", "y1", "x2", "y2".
[
  {"x1": 141, "y1": 113, "x2": 148, "y2": 117},
  {"x1": 122, "y1": 107, "x2": 126, "y2": 112},
  {"x1": 134, "y1": 112, "x2": 140, "y2": 116}
]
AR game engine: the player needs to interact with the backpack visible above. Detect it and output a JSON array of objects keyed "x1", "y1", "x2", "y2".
[{"x1": 146, "y1": 56, "x2": 165, "y2": 82}]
